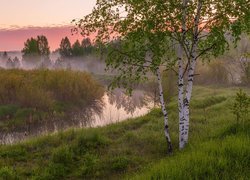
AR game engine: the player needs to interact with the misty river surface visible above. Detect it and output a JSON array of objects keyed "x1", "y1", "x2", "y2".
[{"x1": 0, "y1": 89, "x2": 156, "y2": 144}]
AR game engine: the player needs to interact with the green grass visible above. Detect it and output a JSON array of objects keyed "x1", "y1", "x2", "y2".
[{"x1": 0, "y1": 86, "x2": 249, "y2": 179}]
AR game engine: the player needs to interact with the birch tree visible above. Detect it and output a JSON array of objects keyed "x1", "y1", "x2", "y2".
[
  {"x1": 74, "y1": 0, "x2": 250, "y2": 150},
  {"x1": 103, "y1": 32, "x2": 175, "y2": 153}
]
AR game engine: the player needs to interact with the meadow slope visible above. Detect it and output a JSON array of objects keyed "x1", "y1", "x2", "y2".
[{"x1": 0, "y1": 86, "x2": 249, "y2": 179}]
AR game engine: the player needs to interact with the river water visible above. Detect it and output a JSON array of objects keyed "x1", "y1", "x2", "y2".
[{"x1": 0, "y1": 89, "x2": 155, "y2": 144}]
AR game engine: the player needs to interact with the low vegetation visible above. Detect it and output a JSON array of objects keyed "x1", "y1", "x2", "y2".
[
  {"x1": 0, "y1": 86, "x2": 249, "y2": 179},
  {"x1": 0, "y1": 69, "x2": 104, "y2": 132}
]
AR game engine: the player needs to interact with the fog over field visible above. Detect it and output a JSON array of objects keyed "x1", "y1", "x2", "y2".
[
  {"x1": 0, "y1": 51, "x2": 108, "y2": 75},
  {"x1": 0, "y1": 0, "x2": 249, "y2": 179}
]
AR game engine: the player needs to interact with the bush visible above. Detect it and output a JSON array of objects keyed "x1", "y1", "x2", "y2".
[{"x1": 232, "y1": 89, "x2": 250, "y2": 124}]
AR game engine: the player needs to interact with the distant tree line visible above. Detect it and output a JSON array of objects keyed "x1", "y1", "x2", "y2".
[
  {"x1": 59, "y1": 37, "x2": 94, "y2": 58},
  {"x1": 12, "y1": 35, "x2": 97, "y2": 69},
  {"x1": 0, "y1": 51, "x2": 20, "y2": 69}
]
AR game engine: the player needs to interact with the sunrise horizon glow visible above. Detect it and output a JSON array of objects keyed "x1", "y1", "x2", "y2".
[{"x1": 0, "y1": 0, "x2": 96, "y2": 51}]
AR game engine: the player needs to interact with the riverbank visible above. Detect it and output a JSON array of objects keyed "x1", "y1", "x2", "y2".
[
  {"x1": 0, "y1": 69, "x2": 104, "y2": 140},
  {"x1": 0, "y1": 86, "x2": 249, "y2": 179}
]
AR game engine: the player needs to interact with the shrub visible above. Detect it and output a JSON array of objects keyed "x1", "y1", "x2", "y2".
[{"x1": 232, "y1": 89, "x2": 250, "y2": 124}]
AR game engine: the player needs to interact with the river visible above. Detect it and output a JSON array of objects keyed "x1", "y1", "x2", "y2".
[{"x1": 0, "y1": 88, "x2": 156, "y2": 144}]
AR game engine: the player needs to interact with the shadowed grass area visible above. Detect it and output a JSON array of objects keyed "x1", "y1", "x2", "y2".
[{"x1": 0, "y1": 86, "x2": 249, "y2": 179}]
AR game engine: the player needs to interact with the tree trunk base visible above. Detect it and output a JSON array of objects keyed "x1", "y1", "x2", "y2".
[{"x1": 167, "y1": 140, "x2": 173, "y2": 154}]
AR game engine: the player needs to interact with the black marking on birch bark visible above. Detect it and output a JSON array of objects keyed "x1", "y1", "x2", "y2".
[
  {"x1": 188, "y1": 79, "x2": 193, "y2": 82},
  {"x1": 178, "y1": 83, "x2": 184, "y2": 87},
  {"x1": 189, "y1": 74, "x2": 194, "y2": 77},
  {"x1": 184, "y1": 98, "x2": 189, "y2": 106},
  {"x1": 165, "y1": 125, "x2": 169, "y2": 129}
]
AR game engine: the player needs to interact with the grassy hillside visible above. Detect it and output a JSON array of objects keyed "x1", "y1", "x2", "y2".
[{"x1": 0, "y1": 86, "x2": 249, "y2": 179}]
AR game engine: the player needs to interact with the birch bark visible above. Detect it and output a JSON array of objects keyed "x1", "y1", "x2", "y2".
[
  {"x1": 178, "y1": 48, "x2": 185, "y2": 149},
  {"x1": 179, "y1": 0, "x2": 188, "y2": 149},
  {"x1": 183, "y1": 0, "x2": 203, "y2": 143},
  {"x1": 156, "y1": 67, "x2": 173, "y2": 153}
]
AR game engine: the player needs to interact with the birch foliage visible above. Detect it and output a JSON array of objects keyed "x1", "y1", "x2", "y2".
[{"x1": 74, "y1": 0, "x2": 250, "y2": 149}]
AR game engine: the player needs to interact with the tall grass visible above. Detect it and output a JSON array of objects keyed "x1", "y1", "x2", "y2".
[
  {"x1": 134, "y1": 133, "x2": 249, "y2": 180},
  {"x1": 0, "y1": 69, "x2": 104, "y2": 131},
  {"x1": 0, "y1": 69, "x2": 104, "y2": 109}
]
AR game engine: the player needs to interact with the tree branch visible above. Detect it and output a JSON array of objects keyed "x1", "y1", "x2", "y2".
[{"x1": 195, "y1": 43, "x2": 217, "y2": 60}]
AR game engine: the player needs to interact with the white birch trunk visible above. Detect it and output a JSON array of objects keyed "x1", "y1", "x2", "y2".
[
  {"x1": 179, "y1": 0, "x2": 188, "y2": 149},
  {"x1": 183, "y1": 59, "x2": 196, "y2": 143},
  {"x1": 178, "y1": 47, "x2": 185, "y2": 149},
  {"x1": 156, "y1": 67, "x2": 173, "y2": 153},
  {"x1": 183, "y1": 0, "x2": 203, "y2": 144}
]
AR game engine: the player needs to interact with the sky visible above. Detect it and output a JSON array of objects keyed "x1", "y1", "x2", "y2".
[{"x1": 0, "y1": 0, "x2": 96, "y2": 51}]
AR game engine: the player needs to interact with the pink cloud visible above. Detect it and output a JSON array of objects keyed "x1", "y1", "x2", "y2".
[{"x1": 0, "y1": 26, "x2": 84, "y2": 51}]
